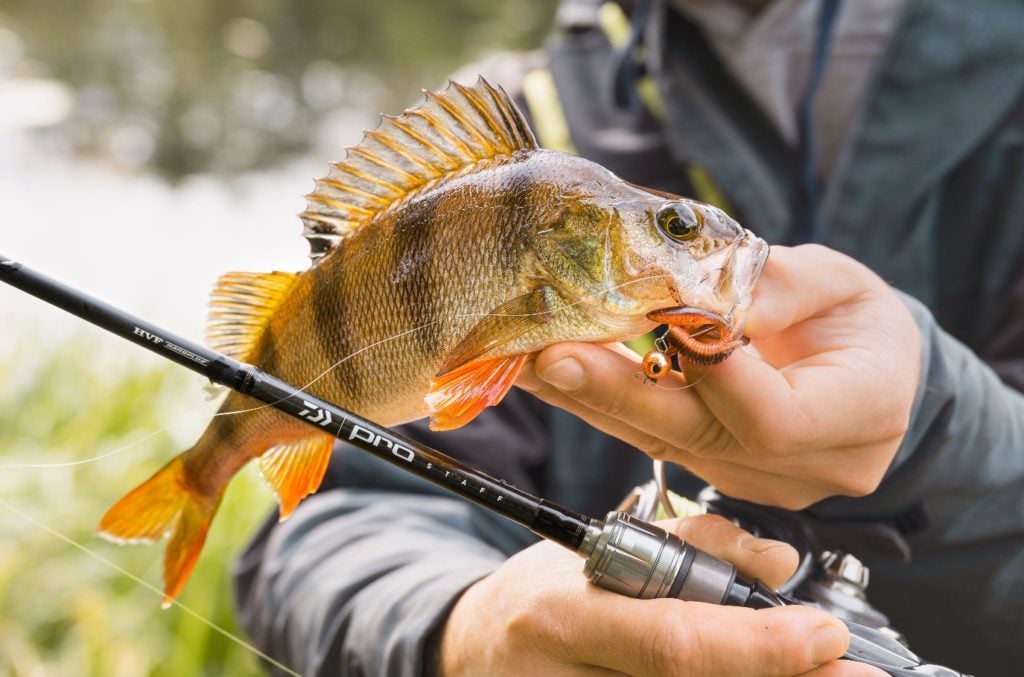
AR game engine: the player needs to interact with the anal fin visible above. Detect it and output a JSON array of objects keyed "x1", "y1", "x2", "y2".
[
  {"x1": 257, "y1": 436, "x2": 336, "y2": 520},
  {"x1": 427, "y1": 353, "x2": 529, "y2": 431}
]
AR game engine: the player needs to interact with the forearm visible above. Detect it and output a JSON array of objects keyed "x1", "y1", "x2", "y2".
[
  {"x1": 234, "y1": 485, "x2": 526, "y2": 677},
  {"x1": 233, "y1": 390, "x2": 555, "y2": 676},
  {"x1": 811, "y1": 292, "x2": 1024, "y2": 526},
  {"x1": 804, "y1": 293, "x2": 1024, "y2": 667}
]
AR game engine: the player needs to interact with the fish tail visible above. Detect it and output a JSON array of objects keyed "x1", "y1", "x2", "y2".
[{"x1": 98, "y1": 454, "x2": 222, "y2": 608}]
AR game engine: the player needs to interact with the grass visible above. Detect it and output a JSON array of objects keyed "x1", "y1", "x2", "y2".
[{"x1": 0, "y1": 327, "x2": 278, "y2": 676}]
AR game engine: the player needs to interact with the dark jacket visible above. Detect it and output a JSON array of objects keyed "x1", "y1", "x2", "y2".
[{"x1": 234, "y1": 1, "x2": 1024, "y2": 674}]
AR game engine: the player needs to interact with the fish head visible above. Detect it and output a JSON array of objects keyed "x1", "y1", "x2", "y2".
[
  {"x1": 528, "y1": 157, "x2": 768, "y2": 354},
  {"x1": 628, "y1": 195, "x2": 769, "y2": 319},
  {"x1": 622, "y1": 194, "x2": 770, "y2": 362}
]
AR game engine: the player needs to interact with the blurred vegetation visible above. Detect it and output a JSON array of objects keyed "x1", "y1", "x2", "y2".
[
  {"x1": 1, "y1": 2, "x2": 557, "y2": 674},
  {"x1": 0, "y1": 332, "x2": 277, "y2": 676},
  {"x1": 3, "y1": 0, "x2": 555, "y2": 178}
]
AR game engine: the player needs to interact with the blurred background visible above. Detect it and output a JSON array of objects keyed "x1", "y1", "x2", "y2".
[{"x1": 0, "y1": 0, "x2": 554, "y2": 674}]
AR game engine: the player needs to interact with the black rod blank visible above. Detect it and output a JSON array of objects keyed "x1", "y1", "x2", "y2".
[{"x1": 0, "y1": 254, "x2": 592, "y2": 550}]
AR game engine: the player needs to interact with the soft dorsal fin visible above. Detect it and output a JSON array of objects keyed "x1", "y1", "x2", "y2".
[
  {"x1": 206, "y1": 271, "x2": 299, "y2": 361},
  {"x1": 301, "y1": 76, "x2": 538, "y2": 262}
]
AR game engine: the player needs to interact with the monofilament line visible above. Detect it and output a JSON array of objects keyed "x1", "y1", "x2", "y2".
[
  {"x1": 2, "y1": 268, "x2": 679, "y2": 469},
  {"x1": 0, "y1": 496, "x2": 302, "y2": 677}
]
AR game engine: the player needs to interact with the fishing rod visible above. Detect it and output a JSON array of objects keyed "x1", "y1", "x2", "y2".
[{"x1": 0, "y1": 254, "x2": 964, "y2": 676}]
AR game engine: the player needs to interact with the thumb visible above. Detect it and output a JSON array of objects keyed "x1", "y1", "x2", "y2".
[
  {"x1": 744, "y1": 244, "x2": 874, "y2": 339},
  {"x1": 662, "y1": 514, "x2": 799, "y2": 590},
  {"x1": 574, "y1": 594, "x2": 850, "y2": 676}
]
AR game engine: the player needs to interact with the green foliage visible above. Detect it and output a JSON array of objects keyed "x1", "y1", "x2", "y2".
[{"x1": 0, "y1": 332, "x2": 275, "y2": 676}]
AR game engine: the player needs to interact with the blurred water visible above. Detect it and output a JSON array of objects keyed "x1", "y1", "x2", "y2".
[
  {"x1": 0, "y1": 117, "x2": 370, "y2": 364},
  {"x1": 0, "y1": 0, "x2": 553, "y2": 367}
]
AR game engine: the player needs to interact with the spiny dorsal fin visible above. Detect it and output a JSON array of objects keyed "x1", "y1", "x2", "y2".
[
  {"x1": 206, "y1": 271, "x2": 299, "y2": 361},
  {"x1": 301, "y1": 76, "x2": 538, "y2": 262}
]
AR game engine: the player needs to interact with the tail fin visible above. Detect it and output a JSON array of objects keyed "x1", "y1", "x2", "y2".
[{"x1": 98, "y1": 455, "x2": 222, "y2": 608}]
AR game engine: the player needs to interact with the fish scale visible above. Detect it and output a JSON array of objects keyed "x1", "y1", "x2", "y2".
[{"x1": 95, "y1": 77, "x2": 769, "y2": 605}]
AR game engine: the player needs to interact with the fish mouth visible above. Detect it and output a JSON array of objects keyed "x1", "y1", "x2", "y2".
[{"x1": 645, "y1": 306, "x2": 745, "y2": 366}]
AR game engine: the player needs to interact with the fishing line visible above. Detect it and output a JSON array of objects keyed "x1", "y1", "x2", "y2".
[
  {"x1": 2, "y1": 272, "x2": 678, "y2": 471},
  {"x1": 0, "y1": 425, "x2": 202, "y2": 470},
  {"x1": 0, "y1": 322, "x2": 439, "y2": 470},
  {"x1": 198, "y1": 272, "x2": 678, "y2": 420},
  {"x1": 0, "y1": 496, "x2": 302, "y2": 677},
  {"x1": 650, "y1": 370, "x2": 711, "y2": 391}
]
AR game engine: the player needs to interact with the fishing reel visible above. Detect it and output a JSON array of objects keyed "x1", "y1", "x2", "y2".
[
  {"x1": 620, "y1": 478, "x2": 896, "y2": 632},
  {"x1": 613, "y1": 464, "x2": 968, "y2": 676}
]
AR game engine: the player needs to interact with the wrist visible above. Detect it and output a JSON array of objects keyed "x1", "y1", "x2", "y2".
[{"x1": 435, "y1": 577, "x2": 489, "y2": 676}]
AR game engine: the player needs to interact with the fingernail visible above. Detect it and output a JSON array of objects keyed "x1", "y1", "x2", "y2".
[
  {"x1": 740, "y1": 536, "x2": 784, "y2": 554},
  {"x1": 538, "y1": 357, "x2": 585, "y2": 392},
  {"x1": 809, "y1": 624, "x2": 848, "y2": 666}
]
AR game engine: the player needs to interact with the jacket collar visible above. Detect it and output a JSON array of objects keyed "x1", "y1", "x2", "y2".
[{"x1": 649, "y1": 0, "x2": 1024, "y2": 251}]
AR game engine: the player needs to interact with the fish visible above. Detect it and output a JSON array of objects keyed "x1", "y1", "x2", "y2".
[{"x1": 97, "y1": 77, "x2": 769, "y2": 606}]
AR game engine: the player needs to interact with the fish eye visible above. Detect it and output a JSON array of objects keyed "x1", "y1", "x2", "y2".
[{"x1": 656, "y1": 203, "x2": 702, "y2": 242}]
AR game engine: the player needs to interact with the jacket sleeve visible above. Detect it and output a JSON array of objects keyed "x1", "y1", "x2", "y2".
[
  {"x1": 232, "y1": 394, "x2": 550, "y2": 677},
  {"x1": 807, "y1": 291, "x2": 1024, "y2": 669}
]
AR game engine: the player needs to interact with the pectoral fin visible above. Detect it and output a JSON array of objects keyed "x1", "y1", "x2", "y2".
[
  {"x1": 436, "y1": 286, "x2": 555, "y2": 376},
  {"x1": 426, "y1": 287, "x2": 557, "y2": 430},
  {"x1": 426, "y1": 354, "x2": 529, "y2": 430}
]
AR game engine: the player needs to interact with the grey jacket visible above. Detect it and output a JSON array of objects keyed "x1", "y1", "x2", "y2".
[{"x1": 234, "y1": 1, "x2": 1024, "y2": 674}]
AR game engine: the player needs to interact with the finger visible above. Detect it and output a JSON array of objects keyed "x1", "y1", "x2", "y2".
[
  {"x1": 684, "y1": 346, "x2": 885, "y2": 455},
  {"x1": 800, "y1": 659, "x2": 889, "y2": 676},
  {"x1": 745, "y1": 245, "x2": 877, "y2": 339},
  {"x1": 660, "y1": 514, "x2": 798, "y2": 589},
  {"x1": 519, "y1": 361, "x2": 841, "y2": 506},
  {"x1": 518, "y1": 342, "x2": 738, "y2": 457},
  {"x1": 575, "y1": 598, "x2": 849, "y2": 676},
  {"x1": 686, "y1": 347, "x2": 822, "y2": 452},
  {"x1": 672, "y1": 442, "x2": 897, "y2": 508},
  {"x1": 520, "y1": 348, "x2": 889, "y2": 507}
]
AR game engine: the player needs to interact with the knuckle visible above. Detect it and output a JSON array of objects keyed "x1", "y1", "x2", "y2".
[
  {"x1": 749, "y1": 422, "x2": 791, "y2": 455},
  {"x1": 504, "y1": 590, "x2": 555, "y2": 648},
  {"x1": 835, "y1": 469, "x2": 884, "y2": 498},
  {"x1": 877, "y1": 410, "x2": 910, "y2": 442},
  {"x1": 656, "y1": 624, "x2": 709, "y2": 676},
  {"x1": 645, "y1": 442, "x2": 677, "y2": 463},
  {"x1": 686, "y1": 417, "x2": 733, "y2": 458},
  {"x1": 599, "y1": 389, "x2": 634, "y2": 420},
  {"x1": 768, "y1": 491, "x2": 819, "y2": 511},
  {"x1": 798, "y1": 243, "x2": 831, "y2": 259}
]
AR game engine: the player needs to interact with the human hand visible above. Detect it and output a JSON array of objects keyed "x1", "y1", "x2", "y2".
[
  {"x1": 517, "y1": 244, "x2": 921, "y2": 510},
  {"x1": 438, "y1": 514, "x2": 880, "y2": 676}
]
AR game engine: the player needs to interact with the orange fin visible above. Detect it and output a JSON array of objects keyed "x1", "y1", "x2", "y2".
[
  {"x1": 161, "y1": 493, "x2": 222, "y2": 608},
  {"x1": 437, "y1": 287, "x2": 555, "y2": 376},
  {"x1": 257, "y1": 435, "x2": 335, "y2": 521},
  {"x1": 98, "y1": 456, "x2": 222, "y2": 608},
  {"x1": 426, "y1": 354, "x2": 529, "y2": 431},
  {"x1": 205, "y1": 271, "x2": 300, "y2": 361}
]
